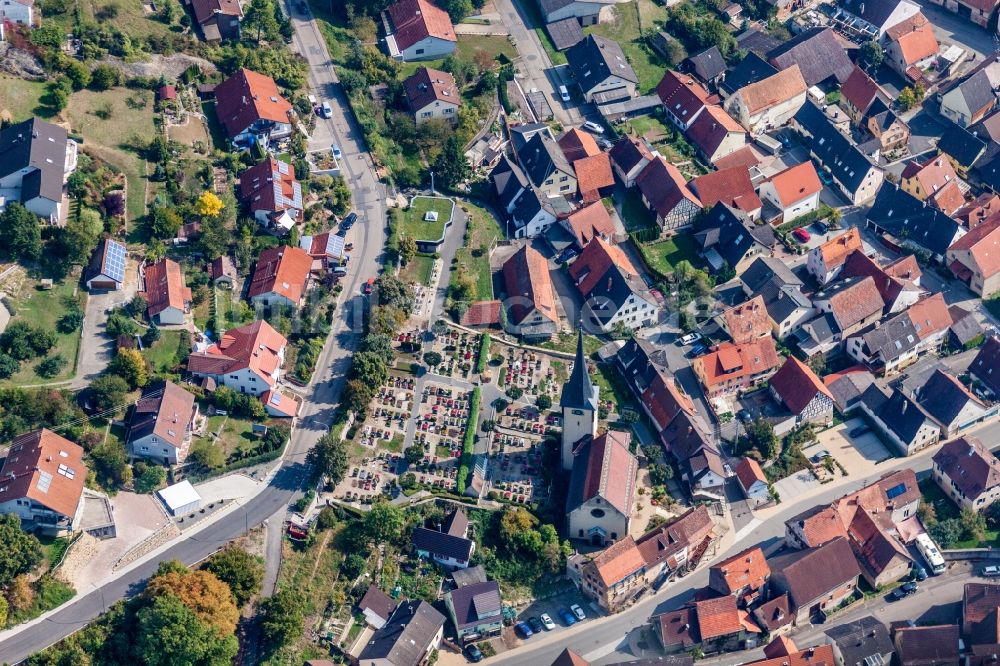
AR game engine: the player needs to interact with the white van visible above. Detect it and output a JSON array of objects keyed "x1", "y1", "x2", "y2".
[{"x1": 558, "y1": 85, "x2": 570, "y2": 102}]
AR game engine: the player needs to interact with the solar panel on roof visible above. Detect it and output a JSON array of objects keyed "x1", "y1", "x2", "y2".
[{"x1": 103, "y1": 240, "x2": 127, "y2": 283}]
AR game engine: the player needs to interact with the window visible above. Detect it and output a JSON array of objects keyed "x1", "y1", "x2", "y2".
[
  {"x1": 415, "y1": 49, "x2": 424, "y2": 55},
  {"x1": 443, "y1": 107, "x2": 454, "y2": 114},
  {"x1": 421, "y1": 111, "x2": 432, "y2": 118},
  {"x1": 590, "y1": 508, "x2": 605, "y2": 518}
]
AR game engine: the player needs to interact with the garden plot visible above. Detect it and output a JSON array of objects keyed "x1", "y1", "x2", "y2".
[
  {"x1": 427, "y1": 328, "x2": 483, "y2": 380},
  {"x1": 359, "y1": 375, "x2": 416, "y2": 449}
]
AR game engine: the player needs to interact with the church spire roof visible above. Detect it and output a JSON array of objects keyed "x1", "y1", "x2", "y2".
[{"x1": 560, "y1": 327, "x2": 598, "y2": 411}]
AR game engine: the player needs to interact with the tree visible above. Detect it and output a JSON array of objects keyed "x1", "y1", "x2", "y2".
[
  {"x1": 0, "y1": 203, "x2": 42, "y2": 261},
  {"x1": 0, "y1": 353, "x2": 19, "y2": 379},
  {"x1": 189, "y1": 440, "x2": 226, "y2": 470},
  {"x1": 106, "y1": 311, "x2": 140, "y2": 338},
  {"x1": 135, "y1": 594, "x2": 239, "y2": 666},
  {"x1": 112, "y1": 348, "x2": 149, "y2": 388},
  {"x1": 929, "y1": 517, "x2": 963, "y2": 548},
  {"x1": 898, "y1": 83, "x2": 925, "y2": 111},
  {"x1": 398, "y1": 235, "x2": 417, "y2": 265},
  {"x1": 258, "y1": 589, "x2": 303, "y2": 651},
  {"x1": 36, "y1": 354, "x2": 67, "y2": 379},
  {"x1": 672, "y1": 260, "x2": 712, "y2": 306},
  {"x1": 744, "y1": 419, "x2": 778, "y2": 460},
  {"x1": 245, "y1": 0, "x2": 280, "y2": 43},
  {"x1": 30, "y1": 24, "x2": 63, "y2": 48},
  {"x1": 363, "y1": 501, "x2": 405, "y2": 545},
  {"x1": 63, "y1": 59, "x2": 91, "y2": 90},
  {"x1": 352, "y1": 351, "x2": 389, "y2": 388},
  {"x1": 859, "y1": 40, "x2": 884, "y2": 72},
  {"x1": 360, "y1": 333, "x2": 395, "y2": 363},
  {"x1": 203, "y1": 547, "x2": 265, "y2": 607},
  {"x1": 306, "y1": 432, "x2": 349, "y2": 483},
  {"x1": 195, "y1": 191, "x2": 224, "y2": 218},
  {"x1": 432, "y1": 136, "x2": 471, "y2": 189},
  {"x1": 536, "y1": 394, "x2": 552, "y2": 410},
  {"x1": 0, "y1": 514, "x2": 43, "y2": 588},
  {"x1": 342, "y1": 553, "x2": 367, "y2": 579},
  {"x1": 986, "y1": 499, "x2": 1000, "y2": 531},
  {"x1": 374, "y1": 274, "x2": 415, "y2": 313},
  {"x1": 144, "y1": 320, "x2": 161, "y2": 345},
  {"x1": 423, "y1": 351, "x2": 442, "y2": 367},
  {"x1": 404, "y1": 444, "x2": 424, "y2": 465},
  {"x1": 58, "y1": 308, "x2": 84, "y2": 333},
  {"x1": 150, "y1": 206, "x2": 183, "y2": 239},
  {"x1": 133, "y1": 461, "x2": 167, "y2": 494},
  {"x1": 144, "y1": 569, "x2": 240, "y2": 636},
  {"x1": 2, "y1": 321, "x2": 55, "y2": 360},
  {"x1": 90, "y1": 440, "x2": 132, "y2": 489},
  {"x1": 90, "y1": 64, "x2": 123, "y2": 90}
]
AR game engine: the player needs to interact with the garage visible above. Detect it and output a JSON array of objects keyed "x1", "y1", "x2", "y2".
[{"x1": 157, "y1": 480, "x2": 202, "y2": 516}]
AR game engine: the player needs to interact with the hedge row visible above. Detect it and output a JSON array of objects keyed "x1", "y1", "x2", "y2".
[
  {"x1": 474, "y1": 334, "x2": 490, "y2": 374},
  {"x1": 455, "y1": 387, "x2": 481, "y2": 494}
]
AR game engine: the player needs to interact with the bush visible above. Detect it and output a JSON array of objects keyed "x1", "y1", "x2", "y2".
[
  {"x1": 474, "y1": 334, "x2": 490, "y2": 374},
  {"x1": 455, "y1": 387, "x2": 481, "y2": 494},
  {"x1": 133, "y1": 461, "x2": 167, "y2": 493}
]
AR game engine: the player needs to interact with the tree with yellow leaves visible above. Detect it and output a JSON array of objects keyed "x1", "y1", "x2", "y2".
[
  {"x1": 195, "y1": 191, "x2": 224, "y2": 218},
  {"x1": 144, "y1": 569, "x2": 239, "y2": 636}
]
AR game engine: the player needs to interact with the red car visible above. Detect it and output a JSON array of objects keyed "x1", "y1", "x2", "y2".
[
  {"x1": 363, "y1": 277, "x2": 375, "y2": 295},
  {"x1": 793, "y1": 227, "x2": 810, "y2": 243}
]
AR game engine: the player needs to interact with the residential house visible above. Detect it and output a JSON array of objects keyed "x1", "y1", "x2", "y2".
[
  {"x1": 900, "y1": 153, "x2": 965, "y2": 216},
  {"x1": 740, "y1": 255, "x2": 802, "y2": 297},
  {"x1": 884, "y1": 13, "x2": 940, "y2": 80},
  {"x1": 566, "y1": 35, "x2": 637, "y2": 104},
  {"x1": 558, "y1": 126, "x2": 601, "y2": 162},
  {"x1": 187, "y1": 320, "x2": 288, "y2": 396},
  {"x1": 768, "y1": 537, "x2": 862, "y2": 625},
  {"x1": 720, "y1": 295, "x2": 771, "y2": 344},
  {"x1": 444, "y1": 580, "x2": 502, "y2": 643},
  {"x1": 766, "y1": 27, "x2": 854, "y2": 87},
  {"x1": 85, "y1": 238, "x2": 127, "y2": 291},
  {"x1": 740, "y1": 257, "x2": 813, "y2": 340},
  {"x1": 239, "y1": 158, "x2": 303, "y2": 233},
  {"x1": 491, "y1": 154, "x2": 528, "y2": 214},
  {"x1": 725, "y1": 65, "x2": 807, "y2": 134},
  {"x1": 573, "y1": 151, "x2": 615, "y2": 203},
  {"x1": 357, "y1": 585, "x2": 396, "y2": 629},
  {"x1": 262, "y1": 389, "x2": 299, "y2": 418},
  {"x1": 840, "y1": 250, "x2": 922, "y2": 314},
  {"x1": 518, "y1": 131, "x2": 577, "y2": 198},
  {"x1": 214, "y1": 69, "x2": 293, "y2": 150},
  {"x1": 865, "y1": 183, "x2": 965, "y2": 262},
  {"x1": 893, "y1": 624, "x2": 960, "y2": 666},
  {"x1": 938, "y1": 121, "x2": 988, "y2": 178},
  {"x1": 0, "y1": 0, "x2": 32, "y2": 24},
  {"x1": 847, "y1": 505, "x2": 913, "y2": 587},
  {"x1": 208, "y1": 255, "x2": 237, "y2": 288},
  {"x1": 949, "y1": 304, "x2": 985, "y2": 349},
  {"x1": 840, "y1": 66, "x2": 891, "y2": 123},
  {"x1": 568, "y1": 237, "x2": 659, "y2": 332},
  {"x1": 685, "y1": 46, "x2": 726, "y2": 86},
  {"x1": 825, "y1": 616, "x2": 895, "y2": 666},
  {"x1": 938, "y1": 56, "x2": 1000, "y2": 127},
  {"x1": 845, "y1": 293, "x2": 952, "y2": 375},
  {"x1": 508, "y1": 187, "x2": 563, "y2": 239},
  {"x1": 634, "y1": 505, "x2": 716, "y2": 585},
  {"x1": 964, "y1": 582, "x2": 1000, "y2": 636},
  {"x1": 190, "y1": 0, "x2": 242, "y2": 41},
  {"x1": 501, "y1": 245, "x2": 559, "y2": 339},
  {"x1": 300, "y1": 231, "x2": 347, "y2": 269},
  {"x1": 867, "y1": 105, "x2": 911, "y2": 152},
  {"x1": 692, "y1": 337, "x2": 781, "y2": 398},
  {"x1": 567, "y1": 430, "x2": 637, "y2": 546},
  {"x1": 686, "y1": 104, "x2": 748, "y2": 164},
  {"x1": 653, "y1": 596, "x2": 757, "y2": 654},
  {"x1": 655, "y1": 70, "x2": 710, "y2": 131},
  {"x1": 0, "y1": 429, "x2": 86, "y2": 535},
  {"x1": 735, "y1": 457, "x2": 770, "y2": 507},
  {"x1": 537, "y1": 0, "x2": 624, "y2": 26},
  {"x1": 689, "y1": 168, "x2": 762, "y2": 221},
  {"x1": 0, "y1": 117, "x2": 78, "y2": 223},
  {"x1": 932, "y1": 436, "x2": 1000, "y2": 512},
  {"x1": 560, "y1": 200, "x2": 618, "y2": 248},
  {"x1": 675, "y1": 432, "x2": 727, "y2": 500},
  {"x1": 356, "y1": 600, "x2": 446, "y2": 666},
  {"x1": 928, "y1": 0, "x2": 1000, "y2": 28},
  {"x1": 858, "y1": 384, "x2": 940, "y2": 456},
  {"x1": 806, "y1": 227, "x2": 863, "y2": 285},
  {"x1": 140, "y1": 258, "x2": 191, "y2": 325},
  {"x1": 403, "y1": 67, "x2": 460, "y2": 124},
  {"x1": 825, "y1": 369, "x2": 876, "y2": 416},
  {"x1": 127, "y1": 381, "x2": 198, "y2": 465},
  {"x1": 709, "y1": 546, "x2": 770, "y2": 606},
  {"x1": 769, "y1": 357, "x2": 835, "y2": 426},
  {"x1": 837, "y1": 0, "x2": 922, "y2": 37},
  {"x1": 757, "y1": 161, "x2": 822, "y2": 225},
  {"x1": 247, "y1": 245, "x2": 311, "y2": 308},
  {"x1": 545, "y1": 17, "x2": 584, "y2": 50},
  {"x1": 746, "y1": 641, "x2": 836, "y2": 665},
  {"x1": 914, "y1": 369, "x2": 991, "y2": 436},
  {"x1": 947, "y1": 216, "x2": 1000, "y2": 296},
  {"x1": 412, "y1": 509, "x2": 476, "y2": 569},
  {"x1": 609, "y1": 135, "x2": 653, "y2": 187},
  {"x1": 955, "y1": 192, "x2": 1000, "y2": 228},
  {"x1": 694, "y1": 203, "x2": 777, "y2": 275},
  {"x1": 971, "y1": 336, "x2": 1000, "y2": 398},
  {"x1": 384, "y1": 0, "x2": 456, "y2": 61},
  {"x1": 811, "y1": 275, "x2": 886, "y2": 339},
  {"x1": 793, "y1": 102, "x2": 885, "y2": 205},
  {"x1": 752, "y1": 595, "x2": 794, "y2": 636},
  {"x1": 719, "y1": 51, "x2": 778, "y2": 99},
  {"x1": 634, "y1": 157, "x2": 702, "y2": 233}
]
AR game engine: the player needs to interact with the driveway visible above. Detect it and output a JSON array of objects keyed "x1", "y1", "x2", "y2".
[{"x1": 74, "y1": 266, "x2": 138, "y2": 388}]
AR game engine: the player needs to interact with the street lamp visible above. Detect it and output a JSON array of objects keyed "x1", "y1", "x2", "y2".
[{"x1": 430, "y1": 170, "x2": 435, "y2": 194}]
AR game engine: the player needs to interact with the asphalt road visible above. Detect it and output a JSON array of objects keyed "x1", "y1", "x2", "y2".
[{"x1": 0, "y1": 3, "x2": 386, "y2": 663}]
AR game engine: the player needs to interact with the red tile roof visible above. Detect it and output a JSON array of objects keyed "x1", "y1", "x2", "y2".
[
  {"x1": 840, "y1": 250, "x2": 917, "y2": 307},
  {"x1": 956, "y1": 193, "x2": 1000, "y2": 229},
  {"x1": 142, "y1": 258, "x2": 192, "y2": 319},
  {"x1": 656, "y1": 607, "x2": 698, "y2": 649},
  {"x1": 840, "y1": 65, "x2": 884, "y2": 115},
  {"x1": 655, "y1": 70, "x2": 711, "y2": 124},
  {"x1": 901, "y1": 153, "x2": 961, "y2": 202},
  {"x1": 769, "y1": 356, "x2": 833, "y2": 415},
  {"x1": 209, "y1": 256, "x2": 237, "y2": 283},
  {"x1": 949, "y1": 217, "x2": 1000, "y2": 280},
  {"x1": 933, "y1": 436, "x2": 1000, "y2": 503},
  {"x1": 722, "y1": 295, "x2": 771, "y2": 344},
  {"x1": 825, "y1": 276, "x2": 885, "y2": 330},
  {"x1": 0, "y1": 429, "x2": 85, "y2": 519},
  {"x1": 735, "y1": 457, "x2": 766, "y2": 492},
  {"x1": 907, "y1": 292, "x2": 952, "y2": 340},
  {"x1": 574, "y1": 153, "x2": 615, "y2": 202},
  {"x1": 745, "y1": 644, "x2": 836, "y2": 666},
  {"x1": 564, "y1": 201, "x2": 616, "y2": 247},
  {"x1": 214, "y1": 69, "x2": 292, "y2": 139},
  {"x1": 636, "y1": 506, "x2": 714, "y2": 569},
  {"x1": 551, "y1": 649, "x2": 590, "y2": 666},
  {"x1": 502, "y1": 245, "x2": 558, "y2": 326},
  {"x1": 690, "y1": 167, "x2": 762, "y2": 216},
  {"x1": 817, "y1": 228, "x2": 863, "y2": 271},
  {"x1": 768, "y1": 161, "x2": 822, "y2": 208},
  {"x1": 403, "y1": 67, "x2": 460, "y2": 112},
  {"x1": 694, "y1": 338, "x2": 780, "y2": 390},
  {"x1": 711, "y1": 546, "x2": 770, "y2": 597},
  {"x1": 460, "y1": 300, "x2": 501, "y2": 326},
  {"x1": 930, "y1": 180, "x2": 966, "y2": 216},
  {"x1": 558, "y1": 128, "x2": 601, "y2": 162},
  {"x1": 641, "y1": 371, "x2": 696, "y2": 431},
  {"x1": 713, "y1": 145, "x2": 765, "y2": 170},
  {"x1": 187, "y1": 320, "x2": 287, "y2": 385},
  {"x1": 573, "y1": 430, "x2": 637, "y2": 516},
  {"x1": 247, "y1": 245, "x2": 312, "y2": 304},
  {"x1": 190, "y1": 0, "x2": 241, "y2": 24},
  {"x1": 569, "y1": 237, "x2": 640, "y2": 297},
  {"x1": 694, "y1": 595, "x2": 743, "y2": 640},
  {"x1": 609, "y1": 135, "x2": 654, "y2": 175},
  {"x1": 240, "y1": 158, "x2": 302, "y2": 215},
  {"x1": 737, "y1": 65, "x2": 806, "y2": 114},
  {"x1": 387, "y1": 0, "x2": 456, "y2": 51},
  {"x1": 130, "y1": 381, "x2": 197, "y2": 458},
  {"x1": 591, "y1": 535, "x2": 645, "y2": 587},
  {"x1": 687, "y1": 105, "x2": 746, "y2": 159},
  {"x1": 635, "y1": 157, "x2": 701, "y2": 220},
  {"x1": 262, "y1": 389, "x2": 300, "y2": 417},
  {"x1": 886, "y1": 13, "x2": 939, "y2": 66}
]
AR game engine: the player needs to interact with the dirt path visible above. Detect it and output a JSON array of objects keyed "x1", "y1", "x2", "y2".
[{"x1": 308, "y1": 531, "x2": 332, "y2": 580}]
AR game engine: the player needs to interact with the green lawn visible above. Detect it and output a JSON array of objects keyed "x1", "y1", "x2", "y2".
[
  {"x1": 399, "y1": 254, "x2": 436, "y2": 286},
  {"x1": 620, "y1": 188, "x2": 658, "y2": 233},
  {"x1": 400, "y1": 34, "x2": 519, "y2": 78},
  {"x1": 919, "y1": 479, "x2": 1000, "y2": 549},
  {"x1": 400, "y1": 196, "x2": 453, "y2": 241},
  {"x1": 509, "y1": 0, "x2": 567, "y2": 65},
  {"x1": 0, "y1": 78, "x2": 54, "y2": 120},
  {"x1": 585, "y1": 0, "x2": 669, "y2": 94},
  {"x1": 143, "y1": 330, "x2": 184, "y2": 373},
  {"x1": 2, "y1": 281, "x2": 84, "y2": 386},
  {"x1": 38, "y1": 535, "x2": 73, "y2": 571},
  {"x1": 637, "y1": 233, "x2": 702, "y2": 277},
  {"x1": 202, "y1": 414, "x2": 260, "y2": 461},
  {"x1": 45, "y1": 0, "x2": 183, "y2": 39},
  {"x1": 454, "y1": 200, "x2": 503, "y2": 301},
  {"x1": 539, "y1": 331, "x2": 603, "y2": 355}
]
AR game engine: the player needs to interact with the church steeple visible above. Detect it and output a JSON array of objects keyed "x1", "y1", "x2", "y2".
[{"x1": 560, "y1": 327, "x2": 598, "y2": 412}]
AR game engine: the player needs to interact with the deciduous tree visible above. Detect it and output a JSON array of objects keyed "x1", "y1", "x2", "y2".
[
  {"x1": 135, "y1": 593, "x2": 239, "y2": 666},
  {"x1": 203, "y1": 547, "x2": 265, "y2": 607},
  {"x1": 0, "y1": 514, "x2": 42, "y2": 588},
  {"x1": 144, "y1": 570, "x2": 239, "y2": 636},
  {"x1": 195, "y1": 191, "x2": 224, "y2": 218}
]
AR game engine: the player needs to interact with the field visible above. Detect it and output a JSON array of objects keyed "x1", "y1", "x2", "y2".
[
  {"x1": 539, "y1": 331, "x2": 602, "y2": 356},
  {"x1": 142, "y1": 330, "x2": 184, "y2": 373},
  {"x1": 204, "y1": 414, "x2": 260, "y2": 460},
  {"x1": 0, "y1": 78, "x2": 53, "y2": 120},
  {"x1": 399, "y1": 35, "x2": 520, "y2": 78},
  {"x1": 65, "y1": 88, "x2": 157, "y2": 221},
  {"x1": 399, "y1": 254, "x2": 436, "y2": 286},
  {"x1": 637, "y1": 234, "x2": 702, "y2": 276},
  {"x1": 2, "y1": 281, "x2": 84, "y2": 386},
  {"x1": 399, "y1": 196, "x2": 453, "y2": 241},
  {"x1": 454, "y1": 200, "x2": 503, "y2": 300},
  {"x1": 586, "y1": 0, "x2": 669, "y2": 94},
  {"x1": 45, "y1": 0, "x2": 180, "y2": 40}
]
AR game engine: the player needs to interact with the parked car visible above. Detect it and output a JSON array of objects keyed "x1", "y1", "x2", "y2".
[
  {"x1": 540, "y1": 613, "x2": 555, "y2": 631},
  {"x1": 982, "y1": 565, "x2": 1000, "y2": 577},
  {"x1": 558, "y1": 85, "x2": 570, "y2": 102},
  {"x1": 363, "y1": 277, "x2": 375, "y2": 295},
  {"x1": 570, "y1": 604, "x2": 587, "y2": 621},
  {"x1": 514, "y1": 622, "x2": 534, "y2": 638},
  {"x1": 527, "y1": 617, "x2": 544, "y2": 634},
  {"x1": 332, "y1": 145, "x2": 342, "y2": 160},
  {"x1": 913, "y1": 565, "x2": 928, "y2": 581},
  {"x1": 793, "y1": 227, "x2": 810, "y2": 243},
  {"x1": 341, "y1": 212, "x2": 358, "y2": 229},
  {"x1": 582, "y1": 121, "x2": 605, "y2": 134},
  {"x1": 818, "y1": 170, "x2": 833, "y2": 186},
  {"x1": 849, "y1": 425, "x2": 870, "y2": 438},
  {"x1": 679, "y1": 332, "x2": 702, "y2": 346},
  {"x1": 686, "y1": 344, "x2": 707, "y2": 358},
  {"x1": 556, "y1": 246, "x2": 579, "y2": 264},
  {"x1": 811, "y1": 449, "x2": 831, "y2": 463},
  {"x1": 892, "y1": 582, "x2": 918, "y2": 600},
  {"x1": 318, "y1": 102, "x2": 333, "y2": 118},
  {"x1": 466, "y1": 644, "x2": 483, "y2": 662},
  {"x1": 738, "y1": 409, "x2": 753, "y2": 423},
  {"x1": 558, "y1": 608, "x2": 577, "y2": 626}
]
